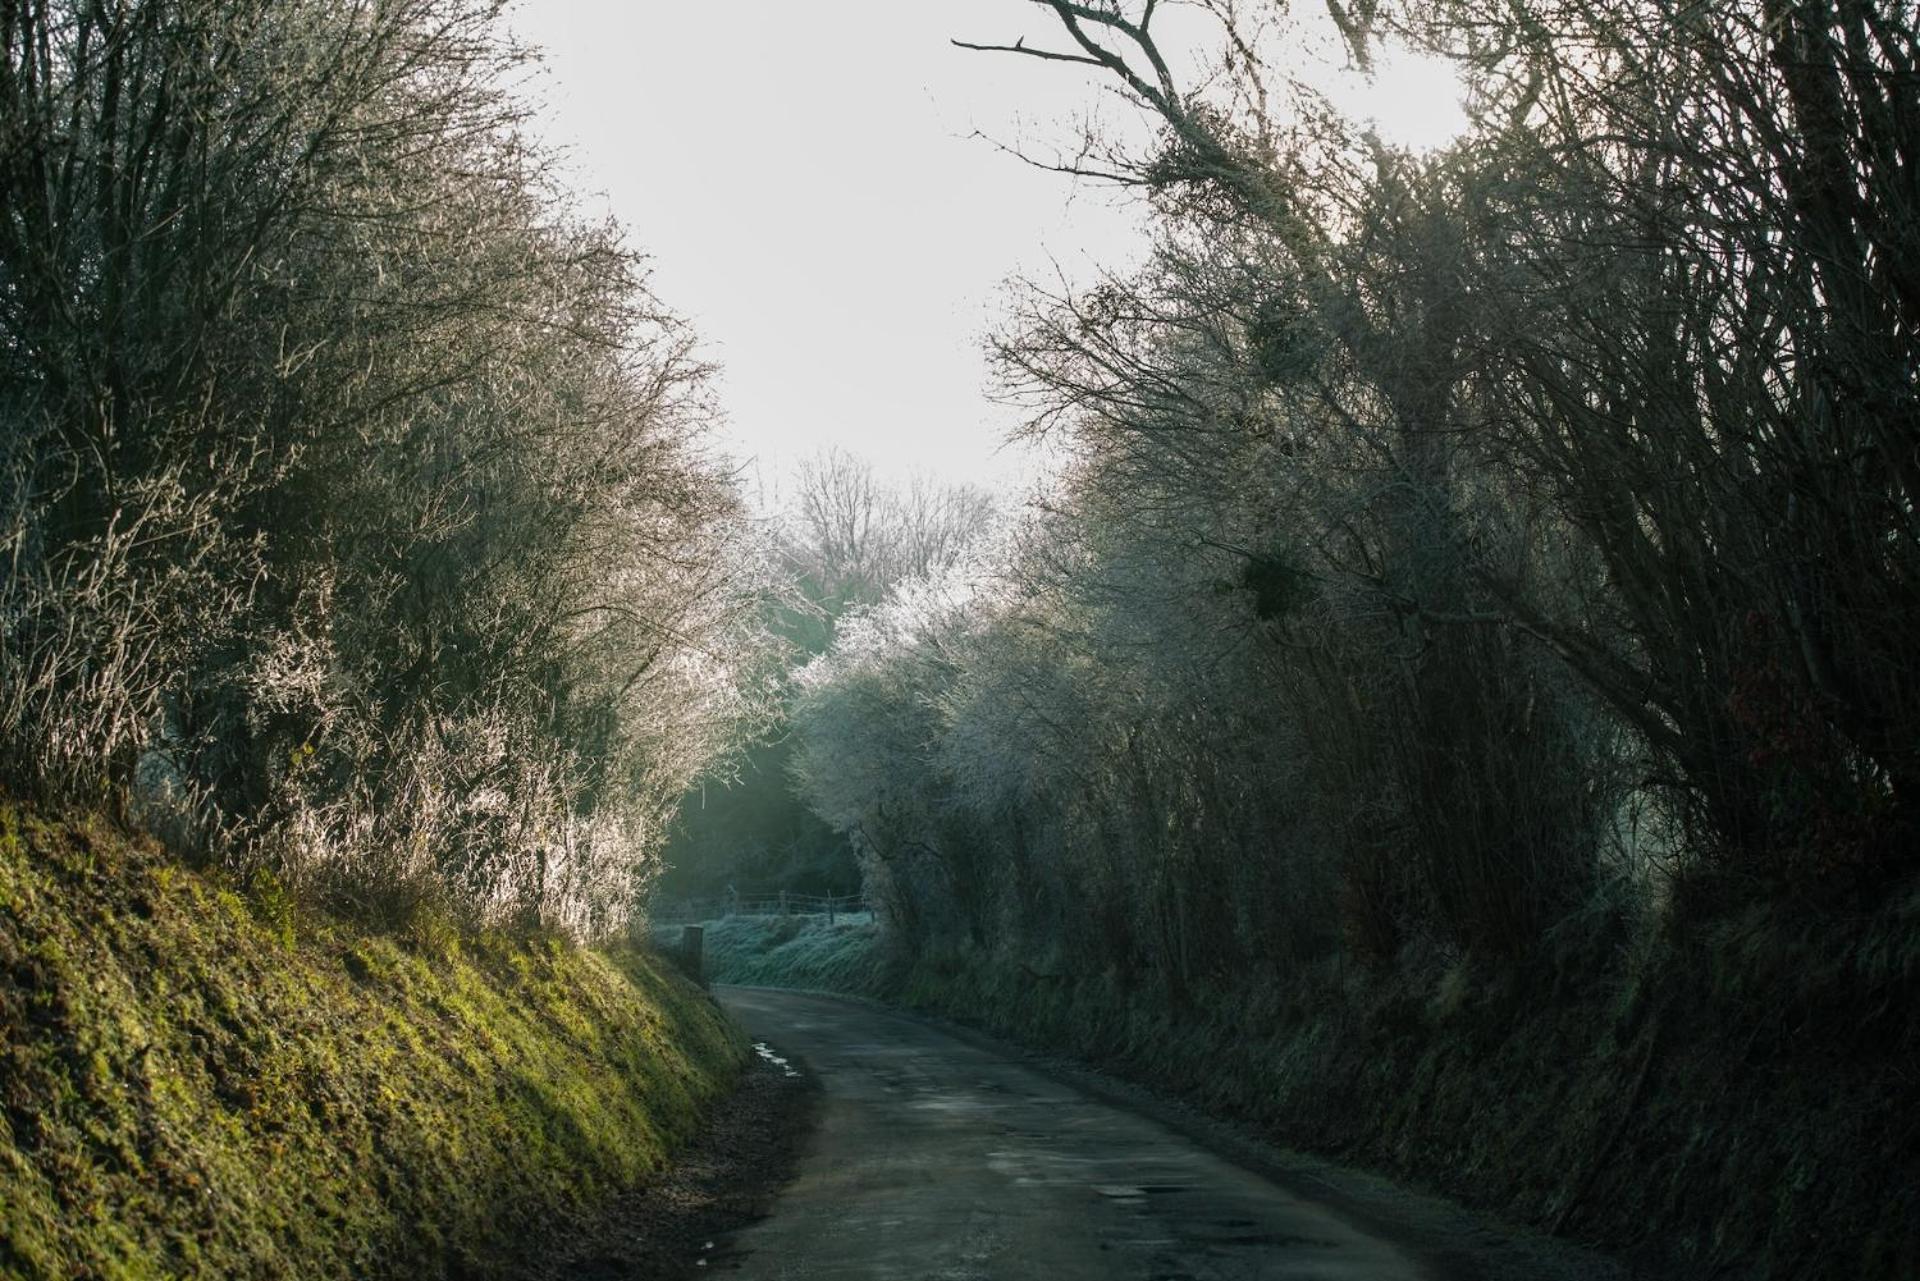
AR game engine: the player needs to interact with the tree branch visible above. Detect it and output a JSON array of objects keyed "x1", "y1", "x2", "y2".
[{"x1": 949, "y1": 36, "x2": 1106, "y2": 69}]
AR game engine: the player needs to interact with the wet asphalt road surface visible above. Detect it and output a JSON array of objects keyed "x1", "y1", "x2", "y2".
[{"x1": 710, "y1": 987, "x2": 1433, "y2": 1281}]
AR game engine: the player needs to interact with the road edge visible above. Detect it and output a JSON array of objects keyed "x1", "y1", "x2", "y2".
[{"x1": 717, "y1": 984, "x2": 1675, "y2": 1281}]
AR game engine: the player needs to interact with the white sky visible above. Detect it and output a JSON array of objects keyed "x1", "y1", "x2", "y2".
[
  {"x1": 506, "y1": 2, "x2": 1467, "y2": 501},
  {"x1": 507, "y1": 0, "x2": 1152, "y2": 497}
]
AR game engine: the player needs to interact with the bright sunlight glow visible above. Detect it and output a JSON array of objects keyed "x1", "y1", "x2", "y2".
[{"x1": 1320, "y1": 44, "x2": 1472, "y2": 154}]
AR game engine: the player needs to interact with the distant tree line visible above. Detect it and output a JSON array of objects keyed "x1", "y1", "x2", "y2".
[
  {"x1": 0, "y1": 0, "x2": 775, "y2": 936},
  {"x1": 791, "y1": 0, "x2": 1919, "y2": 984},
  {"x1": 656, "y1": 450, "x2": 997, "y2": 904}
]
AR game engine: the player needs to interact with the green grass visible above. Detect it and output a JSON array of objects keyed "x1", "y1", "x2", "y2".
[
  {"x1": 0, "y1": 802, "x2": 746, "y2": 1280},
  {"x1": 672, "y1": 913, "x2": 887, "y2": 995}
]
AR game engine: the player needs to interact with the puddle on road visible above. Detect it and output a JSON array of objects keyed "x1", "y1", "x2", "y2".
[
  {"x1": 752, "y1": 1041, "x2": 801, "y2": 1078},
  {"x1": 1095, "y1": 1183, "x2": 1193, "y2": 1199}
]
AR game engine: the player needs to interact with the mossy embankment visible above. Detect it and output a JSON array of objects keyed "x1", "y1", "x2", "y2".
[
  {"x1": 0, "y1": 803, "x2": 747, "y2": 1280},
  {"x1": 699, "y1": 900, "x2": 1919, "y2": 1279}
]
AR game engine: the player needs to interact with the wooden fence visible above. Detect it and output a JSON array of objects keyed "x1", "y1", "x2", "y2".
[{"x1": 648, "y1": 892, "x2": 869, "y2": 925}]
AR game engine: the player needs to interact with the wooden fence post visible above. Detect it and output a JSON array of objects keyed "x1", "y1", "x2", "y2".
[{"x1": 679, "y1": 924, "x2": 704, "y2": 987}]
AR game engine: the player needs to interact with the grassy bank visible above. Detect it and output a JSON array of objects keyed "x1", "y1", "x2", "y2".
[
  {"x1": 0, "y1": 803, "x2": 746, "y2": 1280},
  {"x1": 695, "y1": 901, "x2": 1919, "y2": 1279}
]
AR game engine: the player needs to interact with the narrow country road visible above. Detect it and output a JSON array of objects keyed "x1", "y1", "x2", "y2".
[{"x1": 708, "y1": 987, "x2": 1616, "y2": 1281}]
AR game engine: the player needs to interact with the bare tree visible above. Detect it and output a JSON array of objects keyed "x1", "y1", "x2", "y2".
[
  {"x1": 790, "y1": 448, "x2": 894, "y2": 611},
  {"x1": 957, "y1": 0, "x2": 1920, "y2": 897},
  {"x1": 0, "y1": 0, "x2": 778, "y2": 937},
  {"x1": 780, "y1": 448, "x2": 1001, "y2": 623}
]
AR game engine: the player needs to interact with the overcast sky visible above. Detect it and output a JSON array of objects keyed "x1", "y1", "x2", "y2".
[
  {"x1": 507, "y1": 0, "x2": 1159, "y2": 497},
  {"x1": 506, "y1": 2, "x2": 1466, "y2": 500}
]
